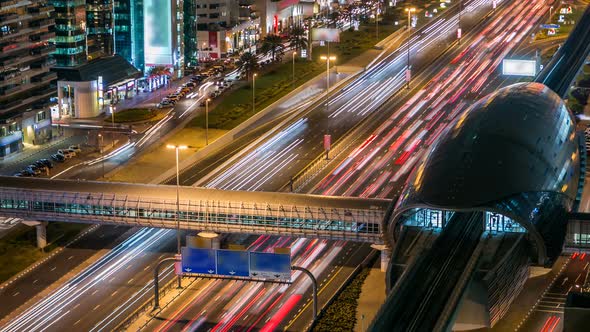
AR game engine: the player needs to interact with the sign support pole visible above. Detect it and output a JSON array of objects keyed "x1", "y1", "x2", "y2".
[
  {"x1": 292, "y1": 266, "x2": 318, "y2": 320},
  {"x1": 153, "y1": 257, "x2": 181, "y2": 310}
]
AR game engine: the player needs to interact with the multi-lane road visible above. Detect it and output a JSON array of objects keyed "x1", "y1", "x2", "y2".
[
  {"x1": 134, "y1": 1, "x2": 553, "y2": 331},
  {"x1": 0, "y1": 0, "x2": 560, "y2": 330}
]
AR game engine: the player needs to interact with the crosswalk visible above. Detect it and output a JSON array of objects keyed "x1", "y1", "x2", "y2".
[
  {"x1": 534, "y1": 292, "x2": 567, "y2": 314},
  {"x1": 0, "y1": 217, "x2": 21, "y2": 229}
]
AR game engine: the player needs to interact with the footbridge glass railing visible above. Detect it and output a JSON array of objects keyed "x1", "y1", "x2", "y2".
[{"x1": 0, "y1": 188, "x2": 386, "y2": 243}]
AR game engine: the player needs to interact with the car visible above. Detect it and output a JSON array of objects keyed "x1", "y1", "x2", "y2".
[
  {"x1": 22, "y1": 168, "x2": 37, "y2": 176},
  {"x1": 13, "y1": 172, "x2": 24, "y2": 177},
  {"x1": 37, "y1": 158, "x2": 53, "y2": 168},
  {"x1": 51, "y1": 153, "x2": 65, "y2": 162},
  {"x1": 57, "y1": 149, "x2": 74, "y2": 158},
  {"x1": 16, "y1": 170, "x2": 34, "y2": 177},
  {"x1": 25, "y1": 166, "x2": 41, "y2": 176},
  {"x1": 167, "y1": 95, "x2": 180, "y2": 101},
  {"x1": 34, "y1": 160, "x2": 53, "y2": 169},
  {"x1": 69, "y1": 144, "x2": 81, "y2": 153}
]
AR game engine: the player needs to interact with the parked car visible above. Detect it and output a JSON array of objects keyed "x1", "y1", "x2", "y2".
[
  {"x1": 31, "y1": 164, "x2": 48, "y2": 174},
  {"x1": 185, "y1": 82, "x2": 196, "y2": 88},
  {"x1": 51, "y1": 153, "x2": 66, "y2": 162},
  {"x1": 37, "y1": 158, "x2": 53, "y2": 168},
  {"x1": 34, "y1": 160, "x2": 52, "y2": 170},
  {"x1": 13, "y1": 172, "x2": 24, "y2": 177},
  {"x1": 24, "y1": 166, "x2": 41, "y2": 176},
  {"x1": 57, "y1": 149, "x2": 74, "y2": 159},
  {"x1": 68, "y1": 144, "x2": 81, "y2": 153}
]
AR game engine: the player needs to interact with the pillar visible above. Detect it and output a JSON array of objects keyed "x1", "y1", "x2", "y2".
[
  {"x1": 212, "y1": 237, "x2": 220, "y2": 249},
  {"x1": 380, "y1": 248, "x2": 391, "y2": 272},
  {"x1": 36, "y1": 222, "x2": 47, "y2": 249}
]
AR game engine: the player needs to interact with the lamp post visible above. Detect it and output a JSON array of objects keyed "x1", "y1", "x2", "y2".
[
  {"x1": 320, "y1": 55, "x2": 336, "y2": 160},
  {"x1": 205, "y1": 98, "x2": 211, "y2": 146},
  {"x1": 405, "y1": 7, "x2": 416, "y2": 89},
  {"x1": 376, "y1": 0, "x2": 379, "y2": 40},
  {"x1": 252, "y1": 73, "x2": 257, "y2": 113},
  {"x1": 292, "y1": 51, "x2": 297, "y2": 88},
  {"x1": 98, "y1": 133, "x2": 104, "y2": 178},
  {"x1": 458, "y1": 0, "x2": 463, "y2": 45},
  {"x1": 109, "y1": 105, "x2": 116, "y2": 146},
  {"x1": 166, "y1": 144, "x2": 188, "y2": 289}
]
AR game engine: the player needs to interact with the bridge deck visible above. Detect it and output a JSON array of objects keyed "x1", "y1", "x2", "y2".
[{"x1": 0, "y1": 177, "x2": 389, "y2": 243}]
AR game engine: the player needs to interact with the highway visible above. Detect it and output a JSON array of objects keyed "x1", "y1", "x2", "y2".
[
  {"x1": 133, "y1": 1, "x2": 553, "y2": 331},
  {"x1": 314, "y1": 0, "x2": 551, "y2": 199},
  {"x1": 0, "y1": 0, "x2": 554, "y2": 331},
  {"x1": 518, "y1": 252, "x2": 590, "y2": 332},
  {"x1": 0, "y1": 1, "x2": 467, "y2": 330}
]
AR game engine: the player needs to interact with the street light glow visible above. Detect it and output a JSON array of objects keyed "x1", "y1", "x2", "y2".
[
  {"x1": 405, "y1": 7, "x2": 416, "y2": 12},
  {"x1": 320, "y1": 55, "x2": 337, "y2": 61},
  {"x1": 166, "y1": 144, "x2": 188, "y2": 150}
]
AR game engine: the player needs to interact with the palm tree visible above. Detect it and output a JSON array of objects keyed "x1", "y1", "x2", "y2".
[
  {"x1": 238, "y1": 52, "x2": 258, "y2": 80},
  {"x1": 147, "y1": 66, "x2": 172, "y2": 78},
  {"x1": 288, "y1": 26, "x2": 308, "y2": 54},
  {"x1": 260, "y1": 34, "x2": 284, "y2": 62}
]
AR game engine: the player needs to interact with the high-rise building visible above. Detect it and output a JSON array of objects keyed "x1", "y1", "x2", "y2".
[
  {"x1": 86, "y1": 0, "x2": 114, "y2": 59},
  {"x1": 184, "y1": 0, "x2": 197, "y2": 67},
  {"x1": 50, "y1": 0, "x2": 87, "y2": 67},
  {"x1": 114, "y1": 0, "x2": 145, "y2": 71},
  {"x1": 0, "y1": 1, "x2": 57, "y2": 158}
]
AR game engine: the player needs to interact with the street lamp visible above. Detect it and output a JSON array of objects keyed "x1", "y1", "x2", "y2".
[
  {"x1": 252, "y1": 73, "x2": 257, "y2": 113},
  {"x1": 205, "y1": 98, "x2": 211, "y2": 146},
  {"x1": 292, "y1": 51, "x2": 297, "y2": 88},
  {"x1": 320, "y1": 55, "x2": 336, "y2": 160},
  {"x1": 458, "y1": 0, "x2": 463, "y2": 45},
  {"x1": 405, "y1": 7, "x2": 416, "y2": 89},
  {"x1": 98, "y1": 133, "x2": 104, "y2": 178},
  {"x1": 376, "y1": 0, "x2": 380, "y2": 40},
  {"x1": 109, "y1": 105, "x2": 116, "y2": 146},
  {"x1": 166, "y1": 144, "x2": 188, "y2": 289}
]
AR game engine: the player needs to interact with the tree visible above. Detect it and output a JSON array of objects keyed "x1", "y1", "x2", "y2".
[
  {"x1": 238, "y1": 52, "x2": 258, "y2": 80},
  {"x1": 147, "y1": 66, "x2": 172, "y2": 78},
  {"x1": 260, "y1": 34, "x2": 284, "y2": 62},
  {"x1": 288, "y1": 26, "x2": 308, "y2": 54}
]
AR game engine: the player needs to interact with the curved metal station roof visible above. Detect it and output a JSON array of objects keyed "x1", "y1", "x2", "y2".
[{"x1": 391, "y1": 82, "x2": 580, "y2": 263}]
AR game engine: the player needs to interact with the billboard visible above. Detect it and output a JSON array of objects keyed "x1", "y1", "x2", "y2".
[
  {"x1": 312, "y1": 28, "x2": 340, "y2": 42},
  {"x1": 144, "y1": 0, "x2": 173, "y2": 66},
  {"x1": 502, "y1": 59, "x2": 537, "y2": 76}
]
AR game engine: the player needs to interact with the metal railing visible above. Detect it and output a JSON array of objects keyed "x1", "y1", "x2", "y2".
[{"x1": 0, "y1": 188, "x2": 385, "y2": 243}]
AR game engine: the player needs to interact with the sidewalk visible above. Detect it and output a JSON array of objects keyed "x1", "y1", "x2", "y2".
[{"x1": 354, "y1": 259, "x2": 387, "y2": 332}]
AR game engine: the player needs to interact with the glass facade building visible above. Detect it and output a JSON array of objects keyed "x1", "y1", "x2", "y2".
[
  {"x1": 114, "y1": 0, "x2": 144, "y2": 71},
  {"x1": 50, "y1": 0, "x2": 87, "y2": 67},
  {"x1": 86, "y1": 0, "x2": 114, "y2": 58},
  {"x1": 184, "y1": 0, "x2": 197, "y2": 67}
]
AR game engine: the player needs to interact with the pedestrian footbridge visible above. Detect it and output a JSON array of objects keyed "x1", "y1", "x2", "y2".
[{"x1": 0, "y1": 177, "x2": 389, "y2": 243}]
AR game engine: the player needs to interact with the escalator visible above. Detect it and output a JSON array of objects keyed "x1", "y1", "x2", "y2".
[{"x1": 370, "y1": 211, "x2": 485, "y2": 332}]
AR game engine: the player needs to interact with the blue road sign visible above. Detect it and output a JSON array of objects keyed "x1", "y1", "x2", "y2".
[
  {"x1": 216, "y1": 249, "x2": 250, "y2": 277},
  {"x1": 181, "y1": 247, "x2": 216, "y2": 274},
  {"x1": 540, "y1": 24, "x2": 560, "y2": 29},
  {"x1": 249, "y1": 252, "x2": 291, "y2": 280}
]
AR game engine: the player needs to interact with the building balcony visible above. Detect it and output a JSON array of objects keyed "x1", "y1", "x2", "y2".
[
  {"x1": 0, "y1": 87, "x2": 56, "y2": 116},
  {"x1": 0, "y1": 84, "x2": 25, "y2": 96},
  {"x1": 31, "y1": 72, "x2": 57, "y2": 84}
]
